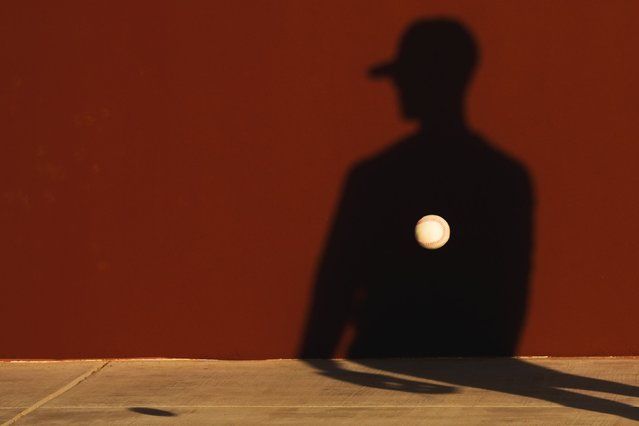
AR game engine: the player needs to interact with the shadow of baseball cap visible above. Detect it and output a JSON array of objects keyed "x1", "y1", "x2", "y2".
[{"x1": 369, "y1": 18, "x2": 478, "y2": 83}]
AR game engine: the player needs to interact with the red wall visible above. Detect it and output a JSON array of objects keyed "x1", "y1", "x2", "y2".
[{"x1": 2, "y1": 1, "x2": 638, "y2": 359}]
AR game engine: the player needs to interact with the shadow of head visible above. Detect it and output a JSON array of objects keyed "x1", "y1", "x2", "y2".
[
  {"x1": 369, "y1": 18, "x2": 477, "y2": 122},
  {"x1": 128, "y1": 407, "x2": 177, "y2": 417}
]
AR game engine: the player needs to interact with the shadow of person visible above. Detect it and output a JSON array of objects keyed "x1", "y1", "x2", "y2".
[
  {"x1": 298, "y1": 18, "x2": 639, "y2": 421},
  {"x1": 300, "y1": 19, "x2": 534, "y2": 359}
]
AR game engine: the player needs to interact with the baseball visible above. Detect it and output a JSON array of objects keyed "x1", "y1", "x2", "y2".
[{"x1": 415, "y1": 215, "x2": 450, "y2": 249}]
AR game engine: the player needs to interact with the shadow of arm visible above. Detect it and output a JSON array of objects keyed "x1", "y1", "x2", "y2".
[{"x1": 299, "y1": 167, "x2": 371, "y2": 358}]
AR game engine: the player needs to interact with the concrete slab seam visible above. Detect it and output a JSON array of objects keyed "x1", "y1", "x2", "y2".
[{"x1": 0, "y1": 360, "x2": 110, "y2": 426}]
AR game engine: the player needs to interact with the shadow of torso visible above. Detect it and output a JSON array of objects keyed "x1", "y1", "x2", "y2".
[{"x1": 302, "y1": 130, "x2": 533, "y2": 358}]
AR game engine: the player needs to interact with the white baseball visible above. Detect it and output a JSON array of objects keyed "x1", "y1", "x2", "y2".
[{"x1": 415, "y1": 215, "x2": 450, "y2": 249}]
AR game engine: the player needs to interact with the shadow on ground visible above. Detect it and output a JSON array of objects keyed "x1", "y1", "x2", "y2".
[
  {"x1": 305, "y1": 358, "x2": 639, "y2": 421},
  {"x1": 128, "y1": 407, "x2": 177, "y2": 417}
]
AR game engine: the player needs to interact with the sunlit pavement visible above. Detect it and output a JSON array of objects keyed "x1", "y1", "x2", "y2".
[{"x1": 1, "y1": 358, "x2": 638, "y2": 425}]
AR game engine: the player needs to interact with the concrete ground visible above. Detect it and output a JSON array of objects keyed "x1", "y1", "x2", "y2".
[{"x1": 1, "y1": 358, "x2": 638, "y2": 425}]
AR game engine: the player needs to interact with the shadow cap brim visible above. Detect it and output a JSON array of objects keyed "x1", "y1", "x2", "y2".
[{"x1": 368, "y1": 61, "x2": 397, "y2": 78}]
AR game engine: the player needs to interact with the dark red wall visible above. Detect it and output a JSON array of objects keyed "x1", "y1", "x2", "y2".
[{"x1": 2, "y1": 1, "x2": 638, "y2": 358}]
